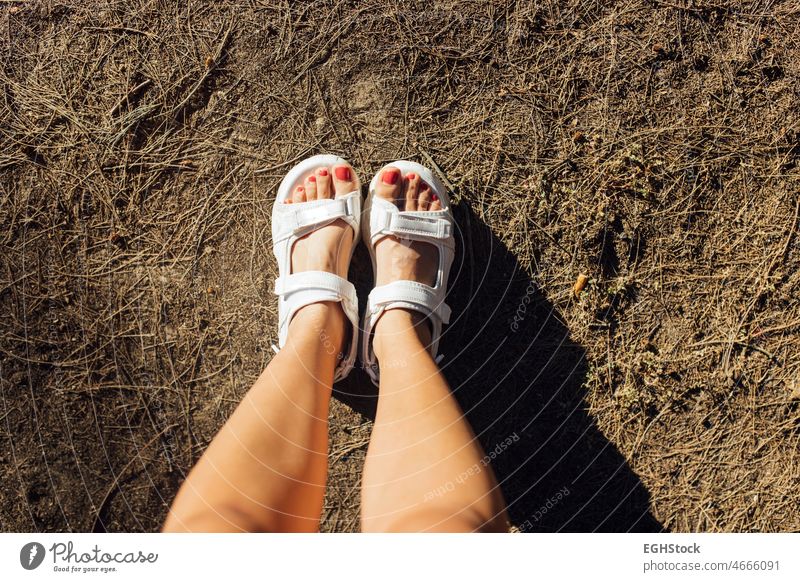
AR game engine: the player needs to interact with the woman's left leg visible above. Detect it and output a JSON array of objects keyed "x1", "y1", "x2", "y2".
[
  {"x1": 164, "y1": 163, "x2": 357, "y2": 532},
  {"x1": 163, "y1": 303, "x2": 344, "y2": 532}
]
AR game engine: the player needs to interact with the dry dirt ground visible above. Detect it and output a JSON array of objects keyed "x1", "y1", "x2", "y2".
[{"x1": 1, "y1": 0, "x2": 799, "y2": 533}]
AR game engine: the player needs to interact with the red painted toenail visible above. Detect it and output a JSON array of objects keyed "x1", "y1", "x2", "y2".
[
  {"x1": 335, "y1": 166, "x2": 351, "y2": 181},
  {"x1": 319, "y1": 168, "x2": 328, "y2": 176},
  {"x1": 382, "y1": 169, "x2": 399, "y2": 185},
  {"x1": 298, "y1": 186, "x2": 304, "y2": 191},
  {"x1": 431, "y1": 193, "x2": 439, "y2": 201},
  {"x1": 308, "y1": 175, "x2": 316, "y2": 182},
  {"x1": 407, "y1": 173, "x2": 416, "y2": 180}
]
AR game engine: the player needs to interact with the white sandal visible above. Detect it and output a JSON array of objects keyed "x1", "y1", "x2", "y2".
[
  {"x1": 361, "y1": 160, "x2": 456, "y2": 385},
  {"x1": 271, "y1": 154, "x2": 361, "y2": 381}
]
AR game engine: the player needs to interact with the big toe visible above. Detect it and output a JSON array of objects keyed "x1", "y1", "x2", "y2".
[
  {"x1": 332, "y1": 164, "x2": 357, "y2": 198},
  {"x1": 375, "y1": 166, "x2": 402, "y2": 207}
]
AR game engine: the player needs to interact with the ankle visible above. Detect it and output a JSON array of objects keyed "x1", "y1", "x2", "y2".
[
  {"x1": 373, "y1": 309, "x2": 432, "y2": 361},
  {"x1": 286, "y1": 302, "x2": 347, "y2": 354}
]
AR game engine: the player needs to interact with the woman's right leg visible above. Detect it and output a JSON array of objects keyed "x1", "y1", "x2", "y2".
[{"x1": 360, "y1": 168, "x2": 508, "y2": 532}]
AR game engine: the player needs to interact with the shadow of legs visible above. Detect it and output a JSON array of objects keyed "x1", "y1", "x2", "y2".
[{"x1": 442, "y1": 202, "x2": 663, "y2": 532}]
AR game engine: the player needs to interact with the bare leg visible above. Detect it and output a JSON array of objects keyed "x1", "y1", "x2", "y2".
[
  {"x1": 164, "y1": 163, "x2": 358, "y2": 532},
  {"x1": 360, "y1": 168, "x2": 508, "y2": 532}
]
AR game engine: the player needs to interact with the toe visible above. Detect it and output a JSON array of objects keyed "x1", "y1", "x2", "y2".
[
  {"x1": 332, "y1": 164, "x2": 356, "y2": 198},
  {"x1": 429, "y1": 191, "x2": 442, "y2": 211},
  {"x1": 304, "y1": 174, "x2": 317, "y2": 200},
  {"x1": 417, "y1": 181, "x2": 432, "y2": 211},
  {"x1": 404, "y1": 172, "x2": 419, "y2": 211},
  {"x1": 292, "y1": 185, "x2": 306, "y2": 203},
  {"x1": 316, "y1": 167, "x2": 331, "y2": 198},
  {"x1": 375, "y1": 166, "x2": 402, "y2": 208}
]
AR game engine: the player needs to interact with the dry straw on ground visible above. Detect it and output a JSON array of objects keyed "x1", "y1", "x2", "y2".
[{"x1": 1, "y1": 0, "x2": 798, "y2": 532}]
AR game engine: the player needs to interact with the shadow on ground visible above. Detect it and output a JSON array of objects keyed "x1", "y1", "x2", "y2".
[{"x1": 335, "y1": 199, "x2": 664, "y2": 532}]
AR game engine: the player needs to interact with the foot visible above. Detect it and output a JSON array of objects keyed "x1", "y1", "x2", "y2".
[
  {"x1": 372, "y1": 166, "x2": 442, "y2": 343},
  {"x1": 284, "y1": 163, "x2": 358, "y2": 341},
  {"x1": 286, "y1": 163, "x2": 357, "y2": 278}
]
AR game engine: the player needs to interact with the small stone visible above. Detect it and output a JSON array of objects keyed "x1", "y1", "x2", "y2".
[{"x1": 573, "y1": 274, "x2": 589, "y2": 297}]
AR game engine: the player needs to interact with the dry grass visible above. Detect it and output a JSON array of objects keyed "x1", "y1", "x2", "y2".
[{"x1": 1, "y1": 0, "x2": 798, "y2": 532}]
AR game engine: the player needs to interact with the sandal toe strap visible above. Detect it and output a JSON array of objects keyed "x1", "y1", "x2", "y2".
[
  {"x1": 273, "y1": 191, "x2": 360, "y2": 243},
  {"x1": 369, "y1": 197, "x2": 453, "y2": 245}
]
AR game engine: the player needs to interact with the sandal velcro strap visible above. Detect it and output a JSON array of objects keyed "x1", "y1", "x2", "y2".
[
  {"x1": 273, "y1": 271, "x2": 359, "y2": 382},
  {"x1": 276, "y1": 191, "x2": 360, "y2": 240},
  {"x1": 274, "y1": 271, "x2": 358, "y2": 314},
  {"x1": 367, "y1": 280, "x2": 451, "y2": 324},
  {"x1": 370, "y1": 202, "x2": 452, "y2": 241}
]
